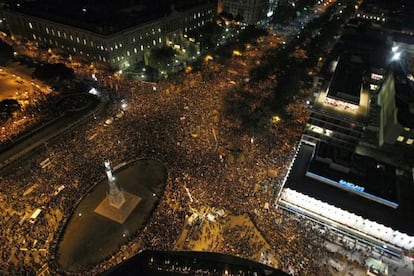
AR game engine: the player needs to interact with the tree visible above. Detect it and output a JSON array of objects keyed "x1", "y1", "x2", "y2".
[
  {"x1": 187, "y1": 21, "x2": 224, "y2": 50},
  {"x1": 32, "y1": 63, "x2": 74, "y2": 81},
  {"x1": 148, "y1": 46, "x2": 176, "y2": 71}
]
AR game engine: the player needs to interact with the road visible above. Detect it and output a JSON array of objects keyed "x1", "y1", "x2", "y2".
[{"x1": 0, "y1": 98, "x2": 103, "y2": 173}]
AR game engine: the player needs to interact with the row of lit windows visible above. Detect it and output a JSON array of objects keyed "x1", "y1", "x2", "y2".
[
  {"x1": 356, "y1": 13, "x2": 386, "y2": 22},
  {"x1": 129, "y1": 27, "x2": 162, "y2": 44},
  {"x1": 28, "y1": 21, "x2": 108, "y2": 51},
  {"x1": 396, "y1": 136, "x2": 414, "y2": 145},
  {"x1": 184, "y1": 21, "x2": 206, "y2": 32},
  {"x1": 30, "y1": 33, "x2": 153, "y2": 63},
  {"x1": 186, "y1": 10, "x2": 211, "y2": 21},
  {"x1": 35, "y1": 25, "x2": 153, "y2": 54}
]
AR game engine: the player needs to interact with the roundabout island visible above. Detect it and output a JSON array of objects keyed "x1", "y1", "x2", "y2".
[{"x1": 55, "y1": 158, "x2": 167, "y2": 272}]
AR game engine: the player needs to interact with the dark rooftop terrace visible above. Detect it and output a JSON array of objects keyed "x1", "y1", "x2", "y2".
[
  {"x1": 284, "y1": 143, "x2": 414, "y2": 235},
  {"x1": 327, "y1": 56, "x2": 363, "y2": 105},
  {"x1": 6, "y1": 0, "x2": 210, "y2": 35},
  {"x1": 7, "y1": 0, "x2": 169, "y2": 35}
]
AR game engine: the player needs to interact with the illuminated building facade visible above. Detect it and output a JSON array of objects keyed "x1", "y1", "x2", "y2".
[
  {"x1": 304, "y1": 54, "x2": 370, "y2": 151},
  {"x1": 3, "y1": 2, "x2": 215, "y2": 69},
  {"x1": 222, "y1": 0, "x2": 269, "y2": 24}
]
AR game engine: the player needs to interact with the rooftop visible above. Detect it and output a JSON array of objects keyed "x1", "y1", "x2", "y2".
[
  {"x1": 394, "y1": 71, "x2": 414, "y2": 129},
  {"x1": 5, "y1": 0, "x2": 211, "y2": 35},
  {"x1": 284, "y1": 143, "x2": 414, "y2": 236},
  {"x1": 327, "y1": 56, "x2": 363, "y2": 105}
]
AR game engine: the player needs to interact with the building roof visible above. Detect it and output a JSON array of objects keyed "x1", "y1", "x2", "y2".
[
  {"x1": 394, "y1": 69, "x2": 414, "y2": 129},
  {"x1": 5, "y1": 0, "x2": 212, "y2": 35},
  {"x1": 327, "y1": 56, "x2": 363, "y2": 105},
  {"x1": 284, "y1": 143, "x2": 414, "y2": 235}
]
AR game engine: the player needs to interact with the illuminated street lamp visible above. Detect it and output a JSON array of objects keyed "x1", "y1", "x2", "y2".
[
  {"x1": 120, "y1": 99, "x2": 128, "y2": 111},
  {"x1": 391, "y1": 51, "x2": 401, "y2": 61}
]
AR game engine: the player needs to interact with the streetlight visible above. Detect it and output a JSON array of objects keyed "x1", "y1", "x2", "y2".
[
  {"x1": 391, "y1": 51, "x2": 401, "y2": 61},
  {"x1": 121, "y1": 99, "x2": 128, "y2": 111}
]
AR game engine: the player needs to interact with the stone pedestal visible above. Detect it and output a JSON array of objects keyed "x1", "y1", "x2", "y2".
[{"x1": 94, "y1": 192, "x2": 141, "y2": 224}]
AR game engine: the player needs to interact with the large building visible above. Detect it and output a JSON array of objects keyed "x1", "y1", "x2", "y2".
[
  {"x1": 278, "y1": 17, "x2": 414, "y2": 258},
  {"x1": 303, "y1": 20, "x2": 414, "y2": 168},
  {"x1": 2, "y1": 0, "x2": 215, "y2": 69},
  {"x1": 222, "y1": 0, "x2": 269, "y2": 25}
]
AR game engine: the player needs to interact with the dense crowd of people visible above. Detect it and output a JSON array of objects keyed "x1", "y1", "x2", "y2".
[
  {"x1": 0, "y1": 18, "x2": 336, "y2": 276},
  {"x1": 0, "y1": 79, "x2": 54, "y2": 145}
]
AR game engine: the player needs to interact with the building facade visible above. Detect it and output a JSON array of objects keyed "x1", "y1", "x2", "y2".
[
  {"x1": 3, "y1": 3, "x2": 215, "y2": 69},
  {"x1": 222, "y1": 0, "x2": 269, "y2": 25}
]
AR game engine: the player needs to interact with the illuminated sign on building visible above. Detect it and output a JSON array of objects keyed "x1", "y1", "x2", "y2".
[
  {"x1": 338, "y1": 179, "x2": 365, "y2": 192},
  {"x1": 306, "y1": 171, "x2": 399, "y2": 209}
]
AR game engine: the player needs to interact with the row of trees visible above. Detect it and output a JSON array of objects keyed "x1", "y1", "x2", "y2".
[
  {"x1": 224, "y1": 0, "x2": 357, "y2": 134},
  {"x1": 271, "y1": 0, "x2": 319, "y2": 25}
]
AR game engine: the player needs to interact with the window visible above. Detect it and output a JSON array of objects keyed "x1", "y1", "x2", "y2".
[
  {"x1": 134, "y1": 48, "x2": 137, "y2": 53},
  {"x1": 407, "y1": 139, "x2": 414, "y2": 145},
  {"x1": 371, "y1": 73, "x2": 383, "y2": 81},
  {"x1": 153, "y1": 39, "x2": 156, "y2": 46},
  {"x1": 57, "y1": 30, "x2": 61, "y2": 37},
  {"x1": 140, "y1": 45, "x2": 144, "y2": 51},
  {"x1": 83, "y1": 39, "x2": 87, "y2": 45},
  {"x1": 45, "y1": 27, "x2": 49, "y2": 34},
  {"x1": 32, "y1": 34, "x2": 37, "y2": 40},
  {"x1": 70, "y1": 35, "x2": 73, "y2": 40},
  {"x1": 76, "y1": 37, "x2": 80, "y2": 43},
  {"x1": 397, "y1": 136, "x2": 404, "y2": 142},
  {"x1": 28, "y1": 22, "x2": 33, "y2": 29},
  {"x1": 127, "y1": 50, "x2": 130, "y2": 56}
]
